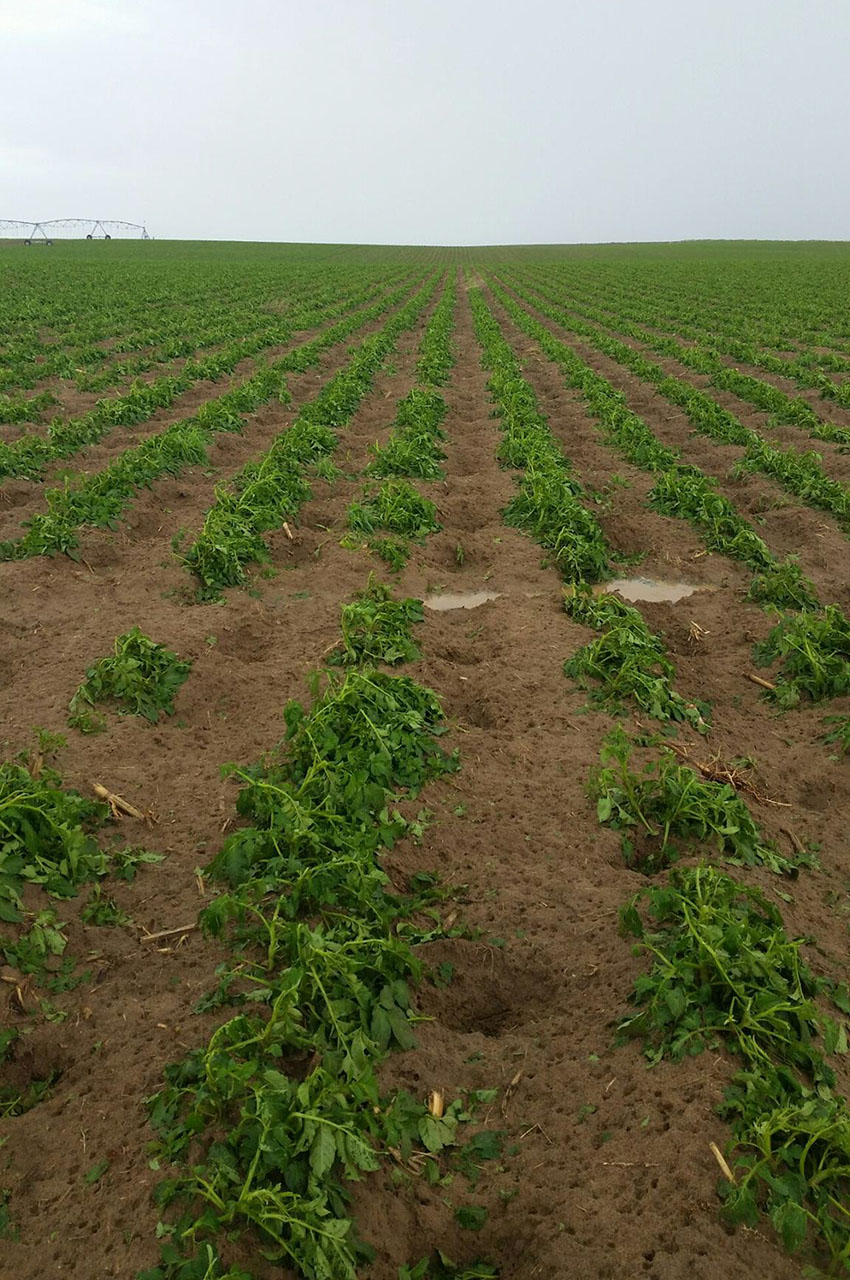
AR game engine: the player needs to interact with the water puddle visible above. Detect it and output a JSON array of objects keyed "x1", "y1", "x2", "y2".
[
  {"x1": 595, "y1": 577, "x2": 712, "y2": 604},
  {"x1": 424, "y1": 589, "x2": 501, "y2": 611}
]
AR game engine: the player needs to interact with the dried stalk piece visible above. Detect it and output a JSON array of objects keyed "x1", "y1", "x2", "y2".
[
  {"x1": 666, "y1": 742, "x2": 789, "y2": 808},
  {"x1": 139, "y1": 923, "x2": 200, "y2": 943},
  {"x1": 91, "y1": 782, "x2": 156, "y2": 824},
  {"x1": 709, "y1": 1141, "x2": 736, "y2": 1184},
  {"x1": 745, "y1": 672, "x2": 776, "y2": 692},
  {"x1": 428, "y1": 1090, "x2": 445, "y2": 1118}
]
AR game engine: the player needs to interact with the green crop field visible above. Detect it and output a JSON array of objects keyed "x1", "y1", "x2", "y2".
[{"x1": 2, "y1": 238, "x2": 850, "y2": 1280}]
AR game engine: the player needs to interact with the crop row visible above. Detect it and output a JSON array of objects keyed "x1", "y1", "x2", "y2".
[
  {"x1": 470, "y1": 282, "x2": 850, "y2": 1268},
  {"x1": 136, "y1": 280, "x2": 492, "y2": 1278},
  {"x1": 142, "y1": 656, "x2": 466, "y2": 1278},
  {"x1": 0, "y1": 599, "x2": 496, "y2": 1279},
  {"x1": 0, "y1": 275, "x2": 419, "y2": 480},
  {"x1": 0, "y1": 254, "x2": 416, "y2": 396},
  {"x1": 501, "y1": 267, "x2": 850, "y2": 442},
  {"x1": 343, "y1": 274, "x2": 457, "y2": 571},
  {"x1": 0, "y1": 278, "x2": 429, "y2": 563},
  {"x1": 69, "y1": 268, "x2": 418, "y2": 398},
  {"x1": 498, "y1": 276, "x2": 850, "y2": 535},
  {"x1": 501, "y1": 251, "x2": 850, "y2": 360},
  {"x1": 488, "y1": 281, "x2": 850, "y2": 714},
  {"x1": 181, "y1": 274, "x2": 443, "y2": 595},
  {"x1": 0, "y1": 271, "x2": 409, "y2": 424},
  {"x1": 487, "y1": 285, "x2": 810, "y2": 602},
  {"x1": 520, "y1": 262, "x2": 850, "y2": 407},
  {"x1": 547, "y1": 258, "x2": 850, "y2": 375}
]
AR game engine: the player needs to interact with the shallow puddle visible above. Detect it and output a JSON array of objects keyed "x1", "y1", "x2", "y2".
[
  {"x1": 595, "y1": 576, "x2": 710, "y2": 603},
  {"x1": 424, "y1": 589, "x2": 501, "y2": 611}
]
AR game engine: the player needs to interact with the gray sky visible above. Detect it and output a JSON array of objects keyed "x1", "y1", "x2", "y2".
[{"x1": 1, "y1": 0, "x2": 848, "y2": 245}]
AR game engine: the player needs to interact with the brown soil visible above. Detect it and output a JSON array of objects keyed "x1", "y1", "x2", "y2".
[{"x1": 2, "y1": 283, "x2": 849, "y2": 1280}]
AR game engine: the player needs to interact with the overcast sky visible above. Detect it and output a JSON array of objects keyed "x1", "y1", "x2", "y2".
[{"x1": 1, "y1": 0, "x2": 848, "y2": 245}]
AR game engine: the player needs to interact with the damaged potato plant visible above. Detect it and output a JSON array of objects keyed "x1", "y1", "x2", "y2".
[
  {"x1": 366, "y1": 388, "x2": 448, "y2": 481},
  {"x1": 564, "y1": 589, "x2": 709, "y2": 731},
  {"x1": 143, "y1": 659, "x2": 500, "y2": 1280},
  {"x1": 330, "y1": 577, "x2": 424, "y2": 667},
  {"x1": 619, "y1": 865, "x2": 850, "y2": 1268},
  {"x1": 68, "y1": 628, "x2": 191, "y2": 733},
  {"x1": 753, "y1": 605, "x2": 850, "y2": 709},
  {"x1": 0, "y1": 757, "x2": 109, "y2": 917},
  {"x1": 0, "y1": 748, "x2": 157, "y2": 1118},
  {"x1": 346, "y1": 479, "x2": 441, "y2": 570},
  {"x1": 590, "y1": 727, "x2": 797, "y2": 876}
]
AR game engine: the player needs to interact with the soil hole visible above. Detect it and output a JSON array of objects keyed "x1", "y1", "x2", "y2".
[{"x1": 424, "y1": 940, "x2": 556, "y2": 1036}]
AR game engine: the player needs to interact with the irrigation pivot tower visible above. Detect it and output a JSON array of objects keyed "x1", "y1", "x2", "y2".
[{"x1": 0, "y1": 219, "x2": 151, "y2": 244}]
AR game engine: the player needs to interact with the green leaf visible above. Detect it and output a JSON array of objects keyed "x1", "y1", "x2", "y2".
[
  {"x1": 419, "y1": 1114, "x2": 454, "y2": 1154},
  {"x1": 344, "y1": 1132, "x2": 380, "y2": 1172},
  {"x1": 310, "y1": 1123, "x2": 337, "y2": 1179},
  {"x1": 771, "y1": 1199, "x2": 808, "y2": 1253},
  {"x1": 454, "y1": 1204, "x2": 488, "y2": 1231},
  {"x1": 84, "y1": 1159, "x2": 109, "y2": 1184},
  {"x1": 664, "y1": 985, "x2": 687, "y2": 1019},
  {"x1": 387, "y1": 1006, "x2": 417, "y2": 1051}
]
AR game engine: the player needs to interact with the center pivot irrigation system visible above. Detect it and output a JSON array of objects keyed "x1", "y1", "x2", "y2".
[{"x1": 0, "y1": 218, "x2": 152, "y2": 245}]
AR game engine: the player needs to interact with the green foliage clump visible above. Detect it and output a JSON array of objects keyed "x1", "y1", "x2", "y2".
[
  {"x1": 0, "y1": 1069, "x2": 60, "y2": 1120},
  {"x1": 822, "y1": 715, "x2": 850, "y2": 755},
  {"x1": 648, "y1": 468, "x2": 774, "y2": 570},
  {"x1": 504, "y1": 471, "x2": 610, "y2": 583},
  {"x1": 365, "y1": 534, "x2": 412, "y2": 572},
  {"x1": 619, "y1": 864, "x2": 850, "y2": 1268},
  {"x1": 618, "y1": 865, "x2": 835, "y2": 1068},
  {"x1": 746, "y1": 557, "x2": 819, "y2": 612},
  {"x1": 366, "y1": 387, "x2": 447, "y2": 480},
  {"x1": 2, "y1": 909, "x2": 67, "y2": 974},
  {"x1": 347, "y1": 480, "x2": 441, "y2": 570},
  {"x1": 564, "y1": 589, "x2": 708, "y2": 731},
  {"x1": 144, "y1": 669, "x2": 466, "y2": 1279},
  {"x1": 0, "y1": 761, "x2": 108, "y2": 918},
  {"x1": 401, "y1": 1254, "x2": 498, "y2": 1280},
  {"x1": 416, "y1": 273, "x2": 456, "y2": 386},
  {"x1": 591, "y1": 728, "x2": 793, "y2": 875},
  {"x1": 0, "y1": 388, "x2": 56, "y2": 427},
  {"x1": 330, "y1": 578, "x2": 423, "y2": 667},
  {"x1": 68, "y1": 627, "x2": 191, "y2": 733},
  {"x1": 753, "y1": 605, "x2": 850, "y2": 707}
]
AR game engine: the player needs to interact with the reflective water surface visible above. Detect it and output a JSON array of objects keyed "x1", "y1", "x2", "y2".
[
  {"x1": 424, "y1": 590, "x2": 501, "y2": 611},
  {"x1": 595, "y1": 577, "x2": 712, "y2": 603}
]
